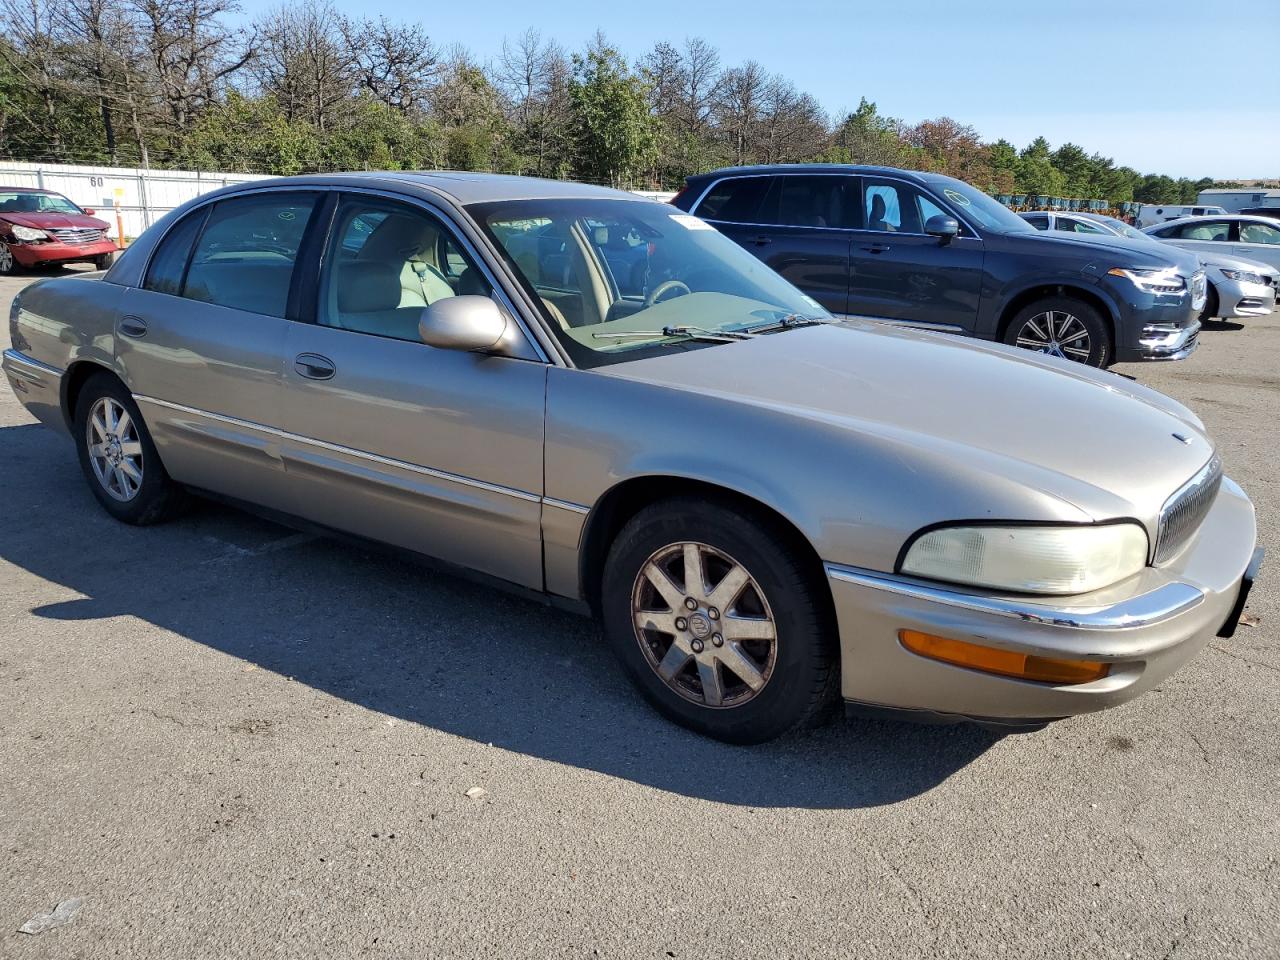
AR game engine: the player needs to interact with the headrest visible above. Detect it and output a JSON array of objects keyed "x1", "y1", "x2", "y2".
[{"x1": 336, "y1": 262, "x2": 401, "y2": 313}]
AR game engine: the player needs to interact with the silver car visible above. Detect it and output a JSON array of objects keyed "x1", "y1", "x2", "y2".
[
  {"x1": 1022, "y1": 211, "x2": 1278, "y2": 320},
  {"x1": 2, "y1": 173, "x2": 1262, "y2": 743},
  {"x1": 1143, "y1": 214, "x2": 1280, "y2": 272}
]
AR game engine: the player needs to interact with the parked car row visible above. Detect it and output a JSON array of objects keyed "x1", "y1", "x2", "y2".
[{"x1": 3, "y1": 170, "x2": 1262, "y2": 743}]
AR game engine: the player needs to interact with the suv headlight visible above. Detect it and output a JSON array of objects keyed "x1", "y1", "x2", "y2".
[
  {"x1": 900, "y1": 523, "x2": 1149, "y2": 595},
  {"x1": 1220, "y1": 268, "x2": 1265, "y2": 285},
  {"x1": 9, "y1": 225, "x2": 47, "y2": 242},
  {"x1": 1107, "y1": 266, "x2": 1185, "y2": 295}
]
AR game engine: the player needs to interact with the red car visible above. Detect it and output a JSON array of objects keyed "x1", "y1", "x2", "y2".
[{"x1": 0, "y1": 187, "x2": 118, "y2": 275}]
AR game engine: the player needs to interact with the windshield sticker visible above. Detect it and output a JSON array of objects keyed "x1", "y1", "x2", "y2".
[
  {"x1": 670, "y1": 214, "x2": 714, "y2": 231},
  {"x1": 943, "y1": 189, "x2": 971, "y2": 207}
]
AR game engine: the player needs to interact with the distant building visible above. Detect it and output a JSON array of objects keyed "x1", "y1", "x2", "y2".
[{"x1": 1197, "y1": 188, "x2": 1280, "y2": 213}]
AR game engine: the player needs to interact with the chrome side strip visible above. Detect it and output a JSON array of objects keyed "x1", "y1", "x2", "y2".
[
  {"x1": 133, "y1": 394, "x2": 543, "y2": 505},
  {"x1": 824, "y1": 562, "x2": 1204, "y2": 631},
  {"x1": 543, "y1": 497, "x2": 590, "y2": 516},
  {"x1": 2, "y1": 349, "x2": 64, "y2": 383}
]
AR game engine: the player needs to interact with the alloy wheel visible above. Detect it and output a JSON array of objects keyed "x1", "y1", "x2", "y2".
[
  {"x1": 1015, "y1": 310, "x2": 1092, "y2": 361},
  {"x1": 86, "y1": 397, "x2": 144, "y2": 502},
  {"x1": 631, "y1": 541, "x2": 777, "y2": 709},
  {"x1": 0, "y1": 244, "x2": 14, "y2": 274}
]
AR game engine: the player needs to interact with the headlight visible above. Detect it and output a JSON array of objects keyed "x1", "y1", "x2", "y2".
[
  {"x1": 1107, "y1": 266, "x2": 1185, "y2": 295},
  {"x1": 900, "y1": 523, "x2": 1149, "y2": 595},
  {"x1": 1220, "y1": 268, "x2": 1265, "y2": 285},
  {"x1": 10, "y1": 225, "x2": 47, "y2": 242}
]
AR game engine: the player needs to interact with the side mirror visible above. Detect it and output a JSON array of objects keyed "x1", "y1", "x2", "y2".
[
  {"x1": 418, "y1": 295, "x2": 508, "y2": 353},
  {"x1": 925, "y1": 215, "x2": 960, "y2": 244},
  {"x1": 83, "y1": 208, "x2": 95, "y2": 216}
]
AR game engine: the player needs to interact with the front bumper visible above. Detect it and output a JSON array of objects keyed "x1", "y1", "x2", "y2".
[
  {"x1": 825, "y1": 477, "x2": 1258, "y2": 725},
  {"x1": 1212, "y1": 278, "x2": 1277, "y2": 319},
  {"x1": 6, "y1": 237, "x2": 116, "y2": 267},
  {"x1": 1108, "y1": 277, "x2": 1203, "y2": 362}
]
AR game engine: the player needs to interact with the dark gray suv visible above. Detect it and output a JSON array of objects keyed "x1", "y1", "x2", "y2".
[{"x1": 673, "y1": 165, "x2": 1206, "y2": 366}]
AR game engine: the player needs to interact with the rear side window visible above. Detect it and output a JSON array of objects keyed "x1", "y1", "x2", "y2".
[
  {"x1": 694, "y1": 177, "x2": 771, "y2": 224},
  {"x1": 182, "y1": 193, "x2": 319, "y2": 318},
  {"x1": 143, "y1": 209, "x2": 207, "y2": 296},
  {"x1": 767, "y1": 176, "x2": 856, "y2": 229}
]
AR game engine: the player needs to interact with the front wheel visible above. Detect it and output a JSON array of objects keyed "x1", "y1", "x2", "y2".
[
  {"x1": 1199, "y1": 284, "x2": 1220, "y2": 322},
  {"x1": 73, "y1": 372, "x2": 188, "y2": 524},
  {"x1": 601, "y1": 496, "x2": 838, "y2": 743},
  {"x1": 94, "y1": 252, "x2": 115, "y2": 271},
  {"x1": 0, "y1": 243, "x2": 19, "y2": 276},
  {"x1": 1003, "y1": 297, "x2": 1110, "y2": 367}
]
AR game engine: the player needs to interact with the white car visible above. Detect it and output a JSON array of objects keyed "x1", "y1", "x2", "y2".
[{"x1": 1143, "y1": 215, "x2": 1280, "y2": 272}]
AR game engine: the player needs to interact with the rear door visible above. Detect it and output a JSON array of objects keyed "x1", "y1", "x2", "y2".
[
  {"x1": 273, "y1": 191, "x2": 548, "y2": 589},
  {"x1": 115, "y1": 190, "x2": 322, "y2": 512},
  {"x1": 845, "y1": 177, "x2": 984, "y2": 331},
  {"x1": 1232, "y1": 219, "x2": 1280, "y2": 270}
]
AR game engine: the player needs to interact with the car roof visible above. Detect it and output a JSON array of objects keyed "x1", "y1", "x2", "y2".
[
  {"x1": 0, "y1": 186, "x2": 60, "y2": 194},
  {"x1": 239, "y1": 171, "x2": 647, "y2": 206},
  {"x1": 1148, "y1": 213, "x2": 1276, "y2": 227},
  {"x1": 687, "y1": 163, "x2": 934, "y2": 184}
]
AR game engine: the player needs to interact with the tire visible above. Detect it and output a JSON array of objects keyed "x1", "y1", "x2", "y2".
[
  {"x1": 1002, "y1": 296, "x2": 1110, "y2": 367},
  {"x1": 73, "y1": 371, "x2": 188, "y2": 524},
  {"x1": 1199, "y1": 284, "x2": 1219, "y2": 322},
  {"x1": 601, "y1": 496, "x2": 838, "y2": 744},
  {"x1": 94, "y1": 252, "x2": 115, "y2": 271},
  {"x1": 0, "y1": 243, "x2": 19, "y2": 276}
]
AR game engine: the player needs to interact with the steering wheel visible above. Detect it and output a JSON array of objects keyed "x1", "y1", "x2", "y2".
[{"x1": 644, "y1": 279, "x2": 691, "y2": 307}]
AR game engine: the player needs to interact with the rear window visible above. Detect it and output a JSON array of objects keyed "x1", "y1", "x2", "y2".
[{"x1": 694, "y1": 177, "x2": 771, "y2": 224}]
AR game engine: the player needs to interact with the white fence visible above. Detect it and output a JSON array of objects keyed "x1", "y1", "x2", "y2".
[{"x1": 0, "y1": 161, "x2": 269, "y2": 241}]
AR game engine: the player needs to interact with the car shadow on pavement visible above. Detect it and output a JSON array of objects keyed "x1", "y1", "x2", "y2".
[{"x1": 0, "y1": 422, "x2": 998, "y2": 809}]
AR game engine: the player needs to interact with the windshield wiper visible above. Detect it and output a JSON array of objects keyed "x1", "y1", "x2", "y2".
[
  {"x1": 741, "y1": 313, "x2": 834, "y2": 334},
  {"x1": 592, "y1": 325, "x2": 755, "y2": 344}
]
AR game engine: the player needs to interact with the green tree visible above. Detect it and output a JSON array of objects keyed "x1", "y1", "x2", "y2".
[
  {"x1": 1016, "y1": 137, "x2": 1066, "y2": 197},
  {"x1": 568, "y1": 38, "x2": 657, "y2": 186},
  {"x1": 823, "y1": 97, "x2": 909, "y2": 167}
]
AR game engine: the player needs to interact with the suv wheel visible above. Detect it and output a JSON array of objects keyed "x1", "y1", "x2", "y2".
[
  {"x1": 601, "y1": 496, "x2": 838, "y2": 743},
  {"x1": 74, "y1": 372, "x2": 188, "y2": 524},
  {"x1": 1003, "y1": 297, "x2": 1110, "y2": 367}
]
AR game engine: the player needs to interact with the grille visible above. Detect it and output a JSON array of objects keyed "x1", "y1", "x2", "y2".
[
  {"x1": 1155, "y1": 454, "x2": 1222, "y2": 564},
  {"x1": 48, "y1": 227, "x2": 104, "y2": 245}
]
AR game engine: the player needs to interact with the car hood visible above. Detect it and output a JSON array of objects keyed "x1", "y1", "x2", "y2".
[
  {"x1": 1199, "y1": 251, "x2": 1277, "y2": 275},
  {"x1": 605, "y1": 321, "x2": 1213, "y2": 520},
  {"x1": 1014, "y1": 229, "x2": 1202, "y2": 276},
  {"x1": 0, "y1": 211, "x2": 109, "y2": 231}
]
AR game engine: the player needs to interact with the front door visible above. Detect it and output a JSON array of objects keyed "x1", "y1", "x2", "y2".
[
  {"x1": 274, "y1": 192, "x2": 547, "y2": 589},
  {"x1": 845, "y1": 177, "x2": 985, "y2": 332},
  {"x1": 115, "y1": 190, "x2": 323, "y2": 513}
]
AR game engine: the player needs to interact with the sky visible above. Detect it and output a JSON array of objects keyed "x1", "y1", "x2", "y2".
[{"x1": 235, "y1": 0, "x2": 1279, "y2": 180}]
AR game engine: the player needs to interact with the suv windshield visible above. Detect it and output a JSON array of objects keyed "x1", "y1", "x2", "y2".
[
  {"x1": 0, "y1": 191, "x2": 83, "y2": 215},
  {"x1": 470, "y1": 198, "x2": 827, "y2": 366},
  {"x1": 925, "y1": 177, "x2": 1034, "y2": 234}
]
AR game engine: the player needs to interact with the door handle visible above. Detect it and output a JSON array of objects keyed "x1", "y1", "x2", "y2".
[
  {"x1": 294, "y1": 353, "x2": 336, "y2": 380},
  {"x1": 859, "y1": 243, "x2": 891, "y2": 254},
  {"x1": 118, "y1": 315, "x2": 148, "y2": 338},
  {"x1": 750, "y1": 235, "x2": 773, "y2": 246}
]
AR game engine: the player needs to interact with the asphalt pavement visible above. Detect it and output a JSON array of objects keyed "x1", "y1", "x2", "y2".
[{"x1": 1, "y1": 266, "x2": 1276, "y2": 959}]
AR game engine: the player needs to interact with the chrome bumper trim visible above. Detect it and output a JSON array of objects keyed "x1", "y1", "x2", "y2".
[
  {"x1": 1138, "y1": 320, "x2": 1200, "y2": 359},
  {"x1": 824, "y1": 563, "x2": 1204, "y2": 631},
  {"x1": 2, "y1": 348, "x2": 64, "y2": 384}
]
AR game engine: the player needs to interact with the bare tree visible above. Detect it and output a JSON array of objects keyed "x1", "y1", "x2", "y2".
[
  {"x1": 757, "y1": 77, "x2": 826, "y2": 164},
  {"x1": 253, "y1": 0, "x2": 356, "y2": 130},
  {"x1": 714, "y1": 60, "x2": 767, "y2": 166},
  {"x1": 341, "y1": 15, "x2": 437, "y2": 113},
  {"x1": 496, "y1": 28, "x2": 570, "y2": 175},
  {"x1": 0, "y1": 0, "x2": 67, "y2": 155}
]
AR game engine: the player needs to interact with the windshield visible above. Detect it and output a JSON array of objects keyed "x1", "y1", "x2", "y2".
[
  {"x1": 926, "y1": 177, "x2": 1035, "y2": 234},
  {"x1": 0, "y1": 191, "x2": 83, "y2": 215},
  {"x1": 470, "y1": 198, "x2": 827, "y2": 366},
  {"x1": 1098, "y1": 217, "x2": 1152, "y2": 242}
]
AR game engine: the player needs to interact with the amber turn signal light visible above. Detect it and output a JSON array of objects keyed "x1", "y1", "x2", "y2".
[{"x1": 898, "y1": 630, "x2": 1111, "y2": 685}]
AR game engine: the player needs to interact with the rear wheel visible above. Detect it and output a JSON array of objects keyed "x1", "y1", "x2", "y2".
[
  {"x1": 73, "y1": 372, "x2": 187, "y2": 524},
  {"x1": 601, "y1": 496, "x2": 838, "y2": 743},
  {"x1": 1003, "y1": 296, "x2": 1110, "y2": 367}
]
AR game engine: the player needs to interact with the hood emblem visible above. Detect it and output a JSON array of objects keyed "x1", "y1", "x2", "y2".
[{"x1": 1172, "y1": 433, "x2": 1192, "y2": 445}]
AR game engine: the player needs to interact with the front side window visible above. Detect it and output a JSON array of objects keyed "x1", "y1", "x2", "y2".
[
  {"x1": 694, "y1": 177, "x2": 772, "y2": 224},
  {"x1": 1058, "y1": 217, "x2": 1108, "y2": 235},
  {"x1": 862, "y1": 179, "x2": 949, "y2": 234},
  {"x1": 319, "y1": 196, "x2": 492, "y2": 342},
  {"x1": 1175, "y1": 220, "x2": 1231, "y2": 242},
  {"x1": 471, "y1": 197, "x2": 825, "y2": 367},
  {"x1": 1239, "y1": 220, "x2": 1280, "y2": 245},
  {"x1": 767, "y1": 176, "x2": 855, "y2": 229},
  {"x1": 182, "y1": 193, "x2": 318, "y2": 317},
  {"x1": 1023, "y1": 213, "x2": 1049, "y2": 230}
]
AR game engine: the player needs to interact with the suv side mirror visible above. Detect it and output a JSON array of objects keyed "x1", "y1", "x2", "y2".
[
  {"x1": 418, "y1": 295, "x2": 508, "y2": 353},
  {"x1": 925, "y1": 215, "x2": 960, "y2": 244}
]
